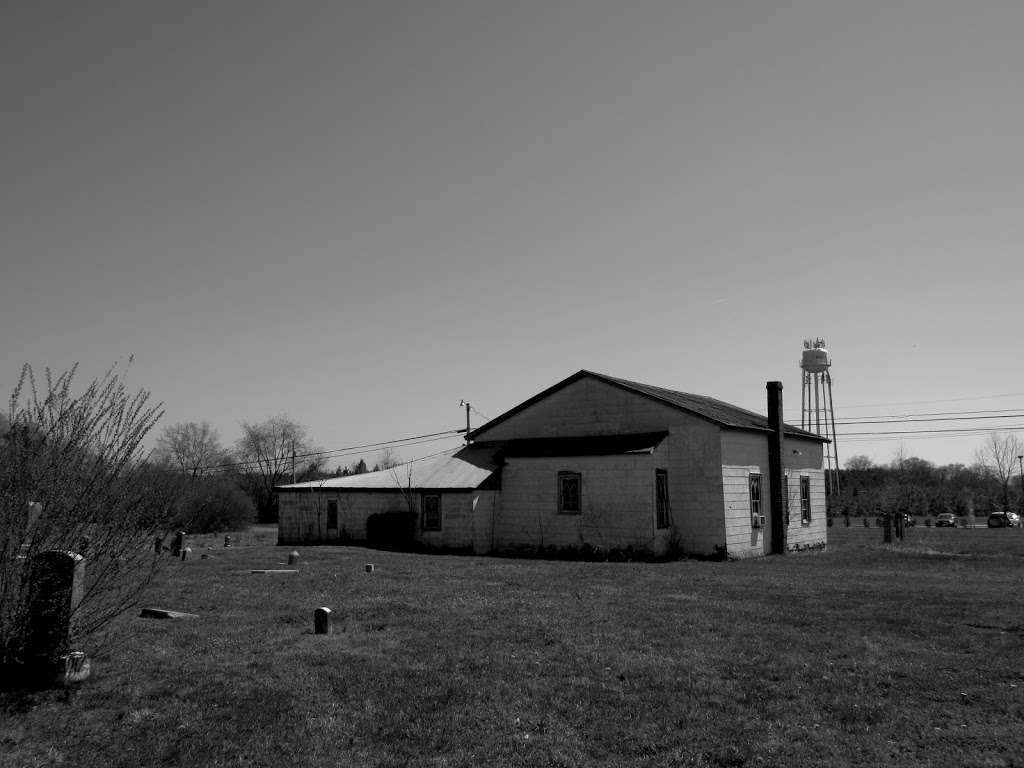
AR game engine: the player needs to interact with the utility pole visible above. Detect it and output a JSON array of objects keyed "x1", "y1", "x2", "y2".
[
  {"x1": 460, "y1": 400, "x2": 471, "y2": 443},
  {"x1": 1018, "y1": 455, "x2": 1023, "y2": 516},
  {"x1": 291, "y1": 440, "x2": 296, "y2": 484}
]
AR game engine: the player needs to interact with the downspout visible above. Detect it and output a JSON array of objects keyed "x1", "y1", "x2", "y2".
[{"x1": 767, "y1": 381, "x2": 786, "y2": 555}]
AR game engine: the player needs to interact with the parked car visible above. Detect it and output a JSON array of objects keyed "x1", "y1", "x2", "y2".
[
  {"x1": 987, "y1": 511, "x2": 1021, "y2": 528},
  {"x1": 935, "y1": 513, "x2": 958, "y2": 528}
]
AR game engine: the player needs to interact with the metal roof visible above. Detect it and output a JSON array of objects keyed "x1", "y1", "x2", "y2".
[
  {"x1": 467, "y1": 370, "x2": 826, "y2": 442},
  {"x1": 276, "y1": 444, "x2": 500, "y2": 492}
]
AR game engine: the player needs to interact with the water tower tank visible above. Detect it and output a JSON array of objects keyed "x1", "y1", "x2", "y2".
[{"x1": 801, "y1": 345, "x2": 830, "y2": 373}]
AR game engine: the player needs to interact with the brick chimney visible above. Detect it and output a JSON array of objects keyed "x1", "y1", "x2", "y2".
[{"x1": 767, "y1": 381, "x2": 786, "y2": 555}]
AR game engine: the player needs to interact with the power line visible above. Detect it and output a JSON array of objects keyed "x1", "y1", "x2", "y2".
[
  {"x1": 834, "y1": 407, "x2": 1024, "y2": 421},
  {"x1": 836, "y1": 412, "x2": 1024, "y2": 426},
  {"x1": 839, "y1": 424, "x2": 1024, "y2": 437},
  {"x1": 839, "y1": 392, "x2": 1024, "y2": 410},
  {"x1": 200, "y1": 429, "x2": 464, "y2": 473},
  {"x1": 313, "y1": 435, "x2": 465, "y2": 465}
]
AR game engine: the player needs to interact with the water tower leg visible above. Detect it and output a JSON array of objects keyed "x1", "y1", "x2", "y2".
[
  {"x1": 801, "y1": 371, "x2": 808, "y2": 430},
  {"x1": 826, "y1": 371, "x2": 840, "y2": 496}
]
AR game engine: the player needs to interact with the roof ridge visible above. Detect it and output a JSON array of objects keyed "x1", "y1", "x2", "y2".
[
  {"x1": 468, "y1": 369, "x2": 825, "y2": 441},
  {"x1": 581, "y1": 370, "x2": 822, "y2": 438}
]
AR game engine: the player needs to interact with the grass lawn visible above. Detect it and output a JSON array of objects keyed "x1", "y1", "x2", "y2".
[{"x1": 2, "y1": 526, "x2": 1022, "y2": 767}]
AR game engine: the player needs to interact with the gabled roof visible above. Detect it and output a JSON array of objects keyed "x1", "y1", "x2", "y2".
[
  {"x1": 276, "y1": 444, "x2": 500, "y2": 492},
  {"x1": 467, "y1": 370, "x2": 825, "y2": 441}
]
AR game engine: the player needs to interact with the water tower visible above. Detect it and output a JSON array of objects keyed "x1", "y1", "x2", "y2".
[{"x1": 800, "y1": 338, "x2": 840, "y2": 496}]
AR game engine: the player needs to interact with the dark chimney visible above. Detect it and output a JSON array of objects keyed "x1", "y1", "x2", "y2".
[{"x1": 767, "y1": 381, "x2": 786, "y2": 555}]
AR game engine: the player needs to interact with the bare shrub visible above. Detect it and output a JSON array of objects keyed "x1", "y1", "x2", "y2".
[{"x1": 0, "y1": 362, "x2": 174, "y2": 672}]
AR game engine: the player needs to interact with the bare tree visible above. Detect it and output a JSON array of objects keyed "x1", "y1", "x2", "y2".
[
  {"x1": 974, "y1": 431, "x2": 1024, "y2": 511},
  {"x1": 844, "y1": 455, "x2": 875, "y2": 471},
  {"x1": 154, "y1": 420, "x2": 229, "y2": 481},
  {"x1": 234, "y1": 415, "x2": 321, "y2": 523},
  {"x1": 890, "y1": 444, "x2": 908, "y2": 472},
  {"x1": 390, "y1": 462, "x2": 418, "y2": 517},
  {"x1": 377, "y1": 447, "x2": 402, "y2": 471},
  {"x1": 1, "y1": 362, "x2": 174, "y2": 673}
]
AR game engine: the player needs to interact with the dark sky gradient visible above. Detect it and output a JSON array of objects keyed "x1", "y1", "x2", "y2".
[{"x1": 3, "y1": 2, "x2": 1023, "y2": 466}]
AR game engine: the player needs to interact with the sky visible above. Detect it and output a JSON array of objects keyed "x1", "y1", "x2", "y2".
[{"x1": 3, "y1": 1, "x2": 1024, "y2": 472}]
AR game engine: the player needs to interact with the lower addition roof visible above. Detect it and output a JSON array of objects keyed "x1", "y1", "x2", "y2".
[
  {"x1": 275, "y1": 432, "x2": 668, "y2": 494},
  {"x1": 276, "y1": 444, "x2": 501, "y2": 493}
]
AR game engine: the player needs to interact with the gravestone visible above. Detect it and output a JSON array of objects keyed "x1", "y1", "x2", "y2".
[
  {"x1": 61, "y1": 651, "x2": 91, "y2": 684},
  {"x1": 26, "y1": 501, "x2": 42, "y2": 535},
  {"x1": 223, "y1": 535, "x2": 232, "y2": 548},
  {"x1": 25, "y1": 550, "x2": 88, "y2": 684},
  {"x1": 180, "y1": 546, "x2": 192, "y2": 561},
  {"x1": 314, "y1": 607, "x2": 332, "y2": 635},
  {"x1": 288, "y1": 551, "x2": 300, "y2": 566},
  {"x1": 171, "y1": 531, "x2": 187, "y2": 557}
]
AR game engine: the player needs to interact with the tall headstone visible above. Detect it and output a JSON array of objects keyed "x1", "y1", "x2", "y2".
[
  {"x1": 172, "y1": 531, "x2": 186, "y2": 557},
  {"x1": 288, "y1": 551, "x2": 300, "y2": 566},
  {"x1": 25, "y1": 550, "x2": 88, "y2": 684}
]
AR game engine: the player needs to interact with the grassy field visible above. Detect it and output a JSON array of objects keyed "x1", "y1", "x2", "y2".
[{"x1": 2, "y1": 526, "x2": 1022, "y2": 767}]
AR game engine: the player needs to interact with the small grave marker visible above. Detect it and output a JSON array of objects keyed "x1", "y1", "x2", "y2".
[
  {"x1": 314, "y1": 607, "x2": 332, "y2": 634},
  {"x1": 288, "y1": 551, "x2": 300, "y2": 565},
  {"x1": 365, "y1": 563, "x2": 374, "y2": 573},
  {"x1": 60, "y1": 651, "x2": 91, "y2": 685},
  {"x1": 223, "y1": 535, "x2": 232, "y2": 548}
]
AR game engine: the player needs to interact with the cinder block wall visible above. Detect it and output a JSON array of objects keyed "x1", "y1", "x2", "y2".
[
  {"x1": 660, "y1": 424, "x2": 726, "y2": 557},
  {"x1": 495, "y1": 454, "x2": 655, "y2": 553},
  {"x1": 279, "y1": 489, "x2": 478, "y2": 548},
  {"x1": 278, "y1": 490, "x2": 408, "y2": 543},
  {"x1": 418, "y1": 492, "x2": 475, "y2": 550},
  {"x1": 472, "y1": 490, "x2": 499, "y2": 554}
]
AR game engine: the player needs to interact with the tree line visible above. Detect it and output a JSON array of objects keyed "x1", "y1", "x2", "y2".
[
  {"x1": 831, "y1": 433, "x2": 1024, "y2": 519},
  {"x1": 151, "y1": 417, "x2": 403, "y2": 529}
]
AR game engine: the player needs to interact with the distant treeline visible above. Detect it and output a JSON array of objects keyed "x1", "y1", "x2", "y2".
[{"x1": 831, "y1": 453, "x2": 1023, "y2": 518}]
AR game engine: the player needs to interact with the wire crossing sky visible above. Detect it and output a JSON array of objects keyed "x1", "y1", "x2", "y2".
[{"x1": 2, "y1": 2, "x2": 1023, "y2": 468}]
